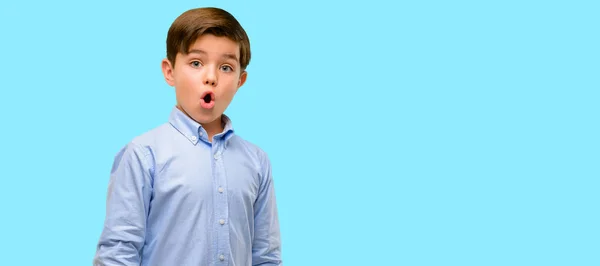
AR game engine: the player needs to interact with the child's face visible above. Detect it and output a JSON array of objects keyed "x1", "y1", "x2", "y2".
[{"x1": 162, "y1": 34, "x2": 247, "y2": 125}]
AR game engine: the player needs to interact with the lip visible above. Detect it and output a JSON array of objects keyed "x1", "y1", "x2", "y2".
[{"x1": 200, "y1": 91, "x2": 215, "y2": 109}]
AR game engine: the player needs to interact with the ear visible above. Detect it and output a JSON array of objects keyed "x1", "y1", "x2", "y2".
[
  {"x1": 237, "y1": 70, "x2": 247, "y2": 91},
  {"x1": 161, "y1": 58, "x2": 175, "y2": 86}
]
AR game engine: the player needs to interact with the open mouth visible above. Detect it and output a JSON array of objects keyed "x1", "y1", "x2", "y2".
[
  {"x1": 200, "y1": 91, "x2": 215, "y2": 109},
  {"x1": 203, "y1": 93, "x2": 212, "y2": 103}
]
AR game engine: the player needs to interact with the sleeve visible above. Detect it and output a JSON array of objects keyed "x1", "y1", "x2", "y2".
[
  {"x1": 252, "y1": 152, "x2": 283, "y2": 266},
  {"x1": 93, "y1": 142, "x2": 153, "y2": 266}
]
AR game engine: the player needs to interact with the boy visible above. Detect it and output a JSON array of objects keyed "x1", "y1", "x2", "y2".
[{"x1": 93, "y1": 7, "x2": 282, "y2": 266}]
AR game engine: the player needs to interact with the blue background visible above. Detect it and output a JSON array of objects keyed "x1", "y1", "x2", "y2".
[{"x1": 1, "y1": 0, "x2": 598, "y2": 265}]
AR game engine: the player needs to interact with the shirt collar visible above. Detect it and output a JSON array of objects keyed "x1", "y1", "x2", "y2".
[{"x1": 168, "y1": 106, "x2": 235, "y2": 145}]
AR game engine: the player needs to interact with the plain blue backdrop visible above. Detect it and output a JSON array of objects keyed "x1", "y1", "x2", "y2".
[{"x1": 0, "y1": 0, "x2": 598, "y2": 265}]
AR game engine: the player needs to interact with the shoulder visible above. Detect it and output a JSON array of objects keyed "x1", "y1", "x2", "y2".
[
  {"x1": 230, "y1": 134, "x2": 269, "y2": 159},
  {"x1": 229, "y1": 134, "x2": 272, "y2": 169},
  {"x1": 112, "y1": 123, "x2": 174, "y2": 170},
  {"x1": 129, "y1": 123, "x2": 174, "y2": 148}
]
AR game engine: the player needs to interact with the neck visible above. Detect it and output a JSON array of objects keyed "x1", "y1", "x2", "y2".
[
  {"x1": 176, "y1": 105, "x2": 224, "y2": 143},
  {"x1": 201, "y1": 116, "x2": 224, "y2": 142}
]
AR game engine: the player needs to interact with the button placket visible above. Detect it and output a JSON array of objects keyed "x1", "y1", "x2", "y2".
[{"x1": 213, "y1": 143, "x2": 229, "y2": 264}]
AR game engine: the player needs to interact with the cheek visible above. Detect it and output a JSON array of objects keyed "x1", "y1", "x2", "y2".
[
  {"x1": 175, "y1": 71, "x2": 201, "y2": 91},
  {"x1": 175, "y1": 70, "x2": 194, "y2": 84},
  {"x1": 174, "y1": 75, "x2": 200, "y2": 101},
  {"x1": 219, "y1": 85, "x2": 238, "y2": 98}
]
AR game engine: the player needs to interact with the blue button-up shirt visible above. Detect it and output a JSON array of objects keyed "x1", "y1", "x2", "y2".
[{"x1": 94, "y1": 107, "x2": 282, "y2": 266}]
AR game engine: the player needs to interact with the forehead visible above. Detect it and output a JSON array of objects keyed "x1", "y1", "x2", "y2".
[{"x1": 185, "y1": 34, "x2": 240, "y2": 58}]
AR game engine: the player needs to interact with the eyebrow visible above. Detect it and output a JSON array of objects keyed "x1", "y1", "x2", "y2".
[{"x1": 188, "y1": 49, "x2": 239, "y2": 62}]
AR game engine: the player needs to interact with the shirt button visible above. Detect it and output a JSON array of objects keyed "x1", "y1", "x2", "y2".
[
  {"x1": 219, "y1": 219, "x2": 225, "y2": 225},
  {"x1": 218, "y1": 187, "x2": 224, "y2": 193},
  {"x1": 214, "y1": 153, "x2": 220, "y2": 159},
  {"x1": 190, "y1": 136, "x2": 197, "y2": 141},
  {"x1": 219, "y1": 254, "x2": 225, "y2": 261}
]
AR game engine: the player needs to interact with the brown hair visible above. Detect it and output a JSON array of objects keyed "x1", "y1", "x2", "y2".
[{"x1": 166, "y1": 7, "x2": 251, "y2": 70}]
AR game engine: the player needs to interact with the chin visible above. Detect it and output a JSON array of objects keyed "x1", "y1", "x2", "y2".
[
  {"x1": 177, "y1": 105, "x2": 216, "y2": 124},
  {"x1": 192, "y1": 112, "x2": 219, "y2": 124}
]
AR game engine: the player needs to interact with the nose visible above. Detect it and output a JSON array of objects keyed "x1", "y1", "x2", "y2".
[{"x1": 203, "y1": 68, "x2": 217, "y2": 86}]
